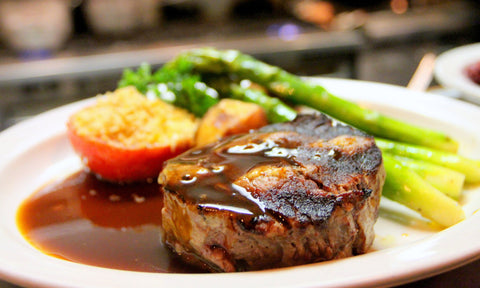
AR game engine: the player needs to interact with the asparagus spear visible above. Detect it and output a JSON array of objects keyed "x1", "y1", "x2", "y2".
[
  {"x1": 170, "y1": 48, "x2": 458, "y2": 152},
  {"x1": 376, "y1": 138, "x2": 480, "y2": 183},
  {"x1": 208, "y1": 78, "x2": 296, "y2": 123},
  {"x1": 382, "y1": 154, "x2": 465, "y2": 227},
  {"x1": 391, "y1": 155, "x2": 465, "y2": 199},
  {"x1": 230, "y1": 84, "x2": 297, "y2": 123}
]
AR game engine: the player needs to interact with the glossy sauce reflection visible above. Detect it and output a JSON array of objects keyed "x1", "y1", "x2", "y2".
[
  {"x1": 162, "y1": 135, "x2": 298, "y2": 217},
  {"x1": 16, "y1": 171, "x2": 201, "y2": 273}
]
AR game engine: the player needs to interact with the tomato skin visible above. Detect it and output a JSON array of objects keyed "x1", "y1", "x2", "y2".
[{"x1": 67, "y1": 121, "x2": 190, "y2": 182}]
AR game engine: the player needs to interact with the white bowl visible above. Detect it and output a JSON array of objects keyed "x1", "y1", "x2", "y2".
[
  {"x1": 0, "y1": 0, "x2": 72, "y2": 53},
  {"x1": 434, "y1": 42, "x2": 480, "y2": 104},
  {"x1": 84, "y1": 0, "x2": 161, "y2": 35}
]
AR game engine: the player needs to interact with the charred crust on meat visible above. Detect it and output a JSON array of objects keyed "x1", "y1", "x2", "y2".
[
  {"x1": 160, "y1": 113, "x2": 385, "y2": 272},
  {"x1": 259, "y1": 114, "x2": 367, "y2": 140}
]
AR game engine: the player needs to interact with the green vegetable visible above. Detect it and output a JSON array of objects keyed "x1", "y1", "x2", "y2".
[
  {"x1": 117, "y1": 48, "x2": 475, "y2": 228},
  {"x1": 376, "y1": 138, "x2": 480, "y2": 183},
  {"x1": 119, "y1": 62, "x2": 219, "y2": 117},
  {"x1": 382, "y1": 154, "x2": 465, "y2": 227},
  {"x1": 118, "y1": 62, "x2": 155, "y2": 94},
  {"x1": 216, "y1": 79, "x2": 297, "y2": 123},
  {"x1": 169, "y1": 48, "x2": 459, "y2": 152},
  {"x1": 391, "y1": 155, "x2": 465, "y2": 199}
]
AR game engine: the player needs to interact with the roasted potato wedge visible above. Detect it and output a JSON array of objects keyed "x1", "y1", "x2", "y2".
[{"x1": 195, "y1": 99, "x2": 268, "y2": 146}]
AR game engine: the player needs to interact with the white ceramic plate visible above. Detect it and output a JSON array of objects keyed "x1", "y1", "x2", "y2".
[
  {"x1": 0, "y1": 78, "x2": 479, "y2": 288},
  {"x1": 434, "y1": 42, "x2": 480, "y2": 104}
]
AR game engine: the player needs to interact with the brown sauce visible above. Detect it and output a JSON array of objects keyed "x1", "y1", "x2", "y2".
[
  {"x1": 16, "y1": 171, "x2": 202, "y2": 273},
  {"x1": 16, "y1": 133, "x2": 300, "y2": 273}
]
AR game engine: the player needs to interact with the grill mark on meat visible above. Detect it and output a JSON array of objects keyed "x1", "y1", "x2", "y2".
[{"x1": 160, "y1": 113, "x2": 385, "y2": 272}]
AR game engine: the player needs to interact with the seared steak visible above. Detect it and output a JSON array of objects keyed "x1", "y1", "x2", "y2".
[{"x1": 159, "y1": 114, "x2": 385, "y2": 272}]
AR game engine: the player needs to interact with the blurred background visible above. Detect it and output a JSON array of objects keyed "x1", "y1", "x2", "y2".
[{"x1": 0, "y1": 0, "x2": 479, "y2": 130}]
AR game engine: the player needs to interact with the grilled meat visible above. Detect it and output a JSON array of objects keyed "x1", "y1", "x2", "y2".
[{"x1": 159, "y1": 114, "x2": 385, "y2": 272}]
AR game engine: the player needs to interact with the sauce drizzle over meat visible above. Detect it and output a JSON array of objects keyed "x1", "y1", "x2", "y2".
[{"x1": 161, "y1": 134, "x2": 299, "y2": 217}]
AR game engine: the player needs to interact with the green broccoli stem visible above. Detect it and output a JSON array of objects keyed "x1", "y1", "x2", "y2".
[
  {"x1": 171, "y1": 48, "x2": 458, "y2": 153},
  {"x1": 390, "y1": 155, "x2": 465, "y2": 199},
  {"x1": 382, "y1": 154, "x2": 465, "y2": 227},
  {"x1": 376, "y1": 138, "x2": 480, "y2": 184}
]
